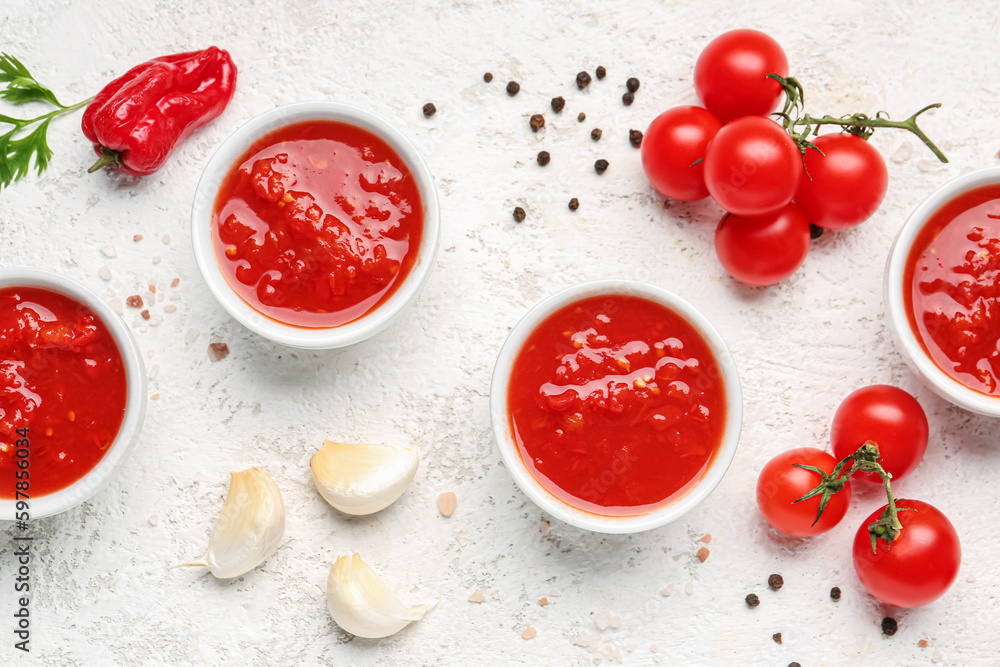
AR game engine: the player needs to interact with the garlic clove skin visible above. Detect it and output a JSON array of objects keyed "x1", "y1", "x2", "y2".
[
  {"x1": 326, "y1": 553, "x2": 437, "y2": 639},
  {"x1": 177, "y1": 467, "x2": 286, "y2": 579},
  {"x1": 310, "y1": 440, "x2": 419, "y2": 515}
]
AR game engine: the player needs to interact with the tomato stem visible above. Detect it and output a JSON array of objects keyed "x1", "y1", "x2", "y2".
[
  {"x1": 795, "y1": 440, "x2": 911, "y2": 550},
  {"x1": 791, "y1": 461, "x2": 848, "y2": 526},
  {"x1": 866, "y1": 471, "x2": 913, "y2": 553},
  {"x1": 768, "y1": 74, "x2": 948, "y2": 163}
]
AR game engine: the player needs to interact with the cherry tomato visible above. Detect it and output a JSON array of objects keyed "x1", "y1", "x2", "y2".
[
  {"x1": 714, "y1": 204, "x2": 810, "y2": 286},
  {"x1": 794, "y1": 133, "x2": 889, "y2": 229},
  {"x1": 853, "y1": 499, "x2": 961, "y2": 608},
  {"x1": 756, "y1": 447, "x2": 851, "y2": 537},
  {"x1": 640, "y1": 106, "x2": 722, "y2": 201},
  {"x1": 703, "y1": 116, "x2": 802, "y2": 217},
  {"x1": 694, "y1": 29, "x2": 788, "y2": 124},
  {"x1": 831, "y1": 385, "x2": 928, "y2": 483}
]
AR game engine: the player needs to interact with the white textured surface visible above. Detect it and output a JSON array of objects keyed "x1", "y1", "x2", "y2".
[{"x1": 1, "y1": 1, "x2": 999, "y2": 665}]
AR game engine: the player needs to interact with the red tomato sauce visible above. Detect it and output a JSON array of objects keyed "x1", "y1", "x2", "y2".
[
  {"x1": 0, "y1": 287, "x2": 127, "y2": 498},
  {"x1": 904, "y1": 184, "x2": 1000, "y2": 395},
  {"x1": 508, "y1": 295, "x2": 727, "y2": 515},
  {"x1": 213, "y1": 120, "x2": 423, "y2": 328}
]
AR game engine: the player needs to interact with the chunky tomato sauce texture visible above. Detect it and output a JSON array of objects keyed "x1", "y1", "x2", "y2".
[
  {"x1": 213, "y1": 120, "x2": 423, "y2": 328},
  {"x1": 905, "y1": 184, "x2": 1000, "y2": 395},
  {"x1": 0, "y1": 287, "x2": 127, "y2": 497},
  {"x1": 508, "y1": 295, "x2": 727, "y2": 515}
]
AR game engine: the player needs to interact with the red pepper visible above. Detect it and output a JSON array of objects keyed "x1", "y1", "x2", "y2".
[{"x1": 82, "y1": 47, "x2": 237, "y2": 177}]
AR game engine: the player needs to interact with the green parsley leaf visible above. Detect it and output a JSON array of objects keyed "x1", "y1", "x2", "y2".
[
  {"x1": 0, "y1": 53, "x2": 64, "y2": 108},
  {"x1": 0, "y1": 53, "x2": 91, "y2": 192},
  {"x1": 0, "y1": 122, "x2": 55, "y2": 190}
]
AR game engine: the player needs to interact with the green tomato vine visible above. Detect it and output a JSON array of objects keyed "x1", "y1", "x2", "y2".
[
  {"x1": 768, "y1": 74, "x2": 948, "y2": 163},
  {"x1": 794, "y1": 440, "x2": 912, "y2": 553}
]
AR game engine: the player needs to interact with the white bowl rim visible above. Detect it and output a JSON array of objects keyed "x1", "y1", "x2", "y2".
[
  {"x1": 489, "y1": 279, "x2": 744, "y2": 534},
  {"x1": 0, "y1": 268, "x2": 147, "y2": 519},
  {"x1": 191, "y1": 101, "x2": 440, "y2": 349},
  {"x1": 884, "y1": 165, "x2": 1000, "y2": 418}
]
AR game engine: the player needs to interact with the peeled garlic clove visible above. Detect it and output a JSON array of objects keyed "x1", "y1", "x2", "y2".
[
  {"x1": 326, "y1": 553, "x2": 437, "y2": 639},
  {"x1": 310, "y1": 440, "x2": 418, "y2": 515},
  {"x1": 176, "y1": 467, "x2": 285, "y2": 578}
]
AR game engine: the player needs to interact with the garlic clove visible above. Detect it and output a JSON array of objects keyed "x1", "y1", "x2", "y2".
[
  {"x1": 175, "y1": 467, "x2": 285, "y2": 579},
  {"x1": 326, "y1": 553, "x2": 437, "y2": 639},
  {"x1": 310, "y1": 440, "x2": 419, "y2": 515}
]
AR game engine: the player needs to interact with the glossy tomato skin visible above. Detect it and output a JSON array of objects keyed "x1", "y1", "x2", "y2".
[
  {"x1": 694, "y1": 29, "x2": 788, "y2": 124},
  {"x1": 831, "y1": 385, "x2": 928, "y2": 483},
  {"x1": 756, "y1": 447, "x2": 851, "y2": 537},
  {"x1": 703, "y1": 116, "x2": 802, "y2": 217},
  {"x1": 794, "y1": 133, "x2": 889, "y2": 229},
  {"x1": 641, "y1": 106, "x2": 722, "y2": 201},
  {"x1": 853, "y1": 499, "x2": 961, "y2": 608},
  {"x1": 714, "y1": 204, "x2": 810, "y2": 286}
]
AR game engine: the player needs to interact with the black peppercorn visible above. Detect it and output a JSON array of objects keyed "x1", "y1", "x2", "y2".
[
  {"x1": 594, "y1": 159, "x2": 609, "y2": 174},
  {"x1": 622, "y1": 91, "x2": 634, "y2": 106},
  {"x1": 484, "y1": 72, "x2": 493, "y2": 83},
  {"x1": 830, "y1": 586, "x2": 842, "y2": 600},
  {"x1": 810, "y1": 223, "x2": 824, "y2": 239},
  {"x1": 506, "y1": 81, "x2": 520, "y2": 96},
  {"x1": 577, "y1": 112, "x2": 586, "y2": 122},
  {"x1": 551, "y1": 96, "x2": 565, "y2": 113},
  {"x1": 596, "y1": 65, "x2": 607, "y2": 80},
  {"x1": 629, "y1": 129, "x2": 643, "y2": 148},
  {"x1": 576, "y1": 71, "x2": 592, "y2": 89},
  {"x1": 512, "y1": 207, "x2": 526, "y2": 223},
  {"x1": 537, "y1": 151, "x2": 550, "y2": 166},
  {"x1": 768, "y1": 574, "x2": 784, "y2": 591},
  {"x1": 568, "y1": 198, "x2": 579, "y2": 211},
  {"x1": 530, "y1": 114, "x2": 545, "y2": 132},
  {"x1": 591, "y1": 128, "x2": 602, "y2": 141},
  {"x1": 745, "y1": 593, "x2": 760, "y2": 608},
  {"x1": 626, "y1": 77, "x2": 640, "y2": 93},
  {"x1": 882, "y1": 617, "x2": 898, "y2": 636},
  {"x1": 422, "y1": 103, "x2": 436, "y2": 118}
]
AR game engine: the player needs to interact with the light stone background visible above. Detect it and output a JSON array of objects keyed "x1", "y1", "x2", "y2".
[{"x1": 1, "y1": 0, "x2": 998, "y2": 665}]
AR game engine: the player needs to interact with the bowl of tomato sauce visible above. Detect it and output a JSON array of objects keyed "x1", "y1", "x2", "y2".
[
  {"x1": 0, "y1": 269, "x2": 147, "y2": 520},
  {"x1": 885, "y1": 166, "x2": 1000, "y2": 417},
  {"x1": 490, "y1": 280, "x2": 743, "y2": 533},
  {"x1": 191, "y1": 102, "x2": 439, "y2": 348}
]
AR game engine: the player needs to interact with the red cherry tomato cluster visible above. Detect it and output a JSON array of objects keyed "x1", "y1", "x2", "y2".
[
  {"x1": 641, "y1": 29, "x2": 924, "y2": 286},
  {"x1": 756, "y1": 385, "x2": 961, "y2": 608}
]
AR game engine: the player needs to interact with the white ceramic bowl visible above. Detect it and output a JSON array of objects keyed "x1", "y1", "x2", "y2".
[
  {"x1": 191, "y1": 101, "x2": 440, "y2": 349},
  {"x1": 490, "y1": 280, "x2": 743, "y2": 534},
  {"x1": 0, "y1": 268, "x2": 147, "y2": 520},
  {"x1": 884, "y1": 166, "x2": 1000, "y2": 417}
]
